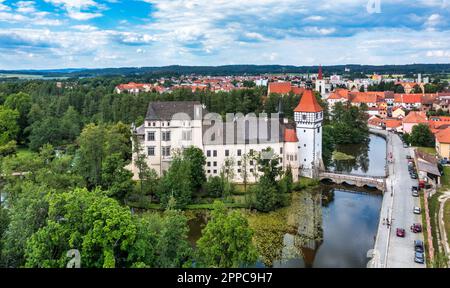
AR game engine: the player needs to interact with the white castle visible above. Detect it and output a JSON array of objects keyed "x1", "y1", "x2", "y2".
[{"x1": 129, "y1": 89, "x2": 324, "y2": 183}]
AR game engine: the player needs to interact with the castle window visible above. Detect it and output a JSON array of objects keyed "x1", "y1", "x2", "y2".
[
  {"x1": 225, "y1": 150, "x2": 230, "y2": 157},
  {"x1": 207, "y1": 150, "x2": 211, "y2": 157},
  {"x1": 147, "y1": 147, "x2": 155, "y2": 156},
  {"x1": 317, "y1": 127, "x2": 321, "y2": 133},
  {"x1": 147, "y1": 132, "x2": 155, "y2": 141},
  {"x1": 213, "y1": 170, "x2": 217, "y2": 174},
  {"x1": 238, "y1": 161, "x2": 242, "y2": 166},
  {"x1": 182, "y1": 130, "x2": 192, "y2": 141},
  {"x1": 162, "y1": 131, "x2": 171, "y2": 141},
  {"x1": 213, "y1": 162, "x2": 217, "y2": 167},
  {"x1": 237, "y1": 149, "x2": 242, "y2": 156},
  {"x1": 304, "y1": 159, "x2": 307, "y2": 162},
  {"x1": 162, "y1": 146, "x2": 171, "y2": 157},
  {"x1": 280, "y1": 148, "x2": 283, "y2": 154},
  {"x1": 207, "y1": 162, "x2": 211, "y2": 167},
  {"x1": 213, "y1": 150, "x2": 217, "y2": 157},
  {"x1": 302, "y1": 114, "x2": 307, "y2": 120}
]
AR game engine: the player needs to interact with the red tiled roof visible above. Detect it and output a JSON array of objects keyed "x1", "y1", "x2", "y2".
[
  {"x1": 268, "y1": 82, "x2": 304, "y2": 95},
  {"x1": 294, "y1": 90, "x2": 323, "y2": 113},
  {"x1": 284, "y1": 128, "x2": 298, "y2": 142},
  {"x1": 328, "y1": 89, "x2": 350, "y2": 100},
  {"x1": 394, "y1": 94, "x2": 422, "y2": 104},
  {"x1": 436, "y1": 127, "x2": 450, "y2": 144},
  {"x1": 351, "y1": 93, "x2": 378, "y2": 104},
  {"x1": 291, "y1": 87, "x2": 305, "y2": 95},
  {"x1": 268, "y1": 82, "x2": 292, "y2": 94},
  {"x1": 384, "y1": 119, "x2": 402, "y2": 128},
  {"x1": 403, "y1": 111, "x2": 428, "y2": 124}
]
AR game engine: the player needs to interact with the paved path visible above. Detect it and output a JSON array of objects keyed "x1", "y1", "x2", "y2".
[{"x1": 372, "y1": 132, "x2": 425, "y2": 268}]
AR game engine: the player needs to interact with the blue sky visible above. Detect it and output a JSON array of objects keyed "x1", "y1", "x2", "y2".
[{"x1": 0, "y1": 0, "x2": 449, "y2": 69}]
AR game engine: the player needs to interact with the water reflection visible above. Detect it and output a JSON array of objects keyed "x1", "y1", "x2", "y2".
[
  {"x1": 275, "y1": 186, "x2": 382, "y2": 268},
  {"x1": 329, "y1": 134, "x2": 386, "y2": 177}
]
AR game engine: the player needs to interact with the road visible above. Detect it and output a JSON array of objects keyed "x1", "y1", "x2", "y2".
[
  {"x1": 372, "y1": 131, "x2": 425, "y2": 268},
  {"x1": 386, "y1": 132, "x2": 425, "y2": 268}
]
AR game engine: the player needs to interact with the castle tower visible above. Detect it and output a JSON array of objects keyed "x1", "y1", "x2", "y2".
[{"x1": 294, "y1": 90, "x2": 324, "y2": 179}]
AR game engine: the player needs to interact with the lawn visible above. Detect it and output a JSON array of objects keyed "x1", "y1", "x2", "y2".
[
  {"x1": 441, "y1": 166, "x2": 450, "y2": 190},
  {"x1": 445, "y1": 201, "x2": 450, "y2": 249}
]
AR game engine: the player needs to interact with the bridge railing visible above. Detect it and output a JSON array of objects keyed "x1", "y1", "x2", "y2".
[{"x1": 319, "y1": 170, "x2": 386, "y2": 180}]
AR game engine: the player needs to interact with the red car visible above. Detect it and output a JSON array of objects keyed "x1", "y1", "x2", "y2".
[
  {"x1": 411, "y1": 224, "x2": 422, "y2": 233},
  {"x1": 396, "y1": 228, "x2": 406, "y2": 237}
]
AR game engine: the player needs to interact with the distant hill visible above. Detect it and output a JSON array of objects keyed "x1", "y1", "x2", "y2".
[{"x1": 1, "y1": 64, "x2": 450, "y2": 78}]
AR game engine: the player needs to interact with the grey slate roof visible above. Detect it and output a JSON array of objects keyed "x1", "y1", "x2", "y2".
[{"x1": 145, "y1": 101, "x2": 206, "y2": 121}]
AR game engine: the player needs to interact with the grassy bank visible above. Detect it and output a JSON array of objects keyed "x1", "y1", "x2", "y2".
[
  {"x1": 441, "y1": 166, "x2": 450, "y2": 191},
  {"x1": 445, "y1": 201, "x2": 450, "y2": 248}
]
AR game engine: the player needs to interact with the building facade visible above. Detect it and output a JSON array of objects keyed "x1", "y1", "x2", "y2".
[{"x1": 129, "y1": 91, "x2": 324, "y2": 183}]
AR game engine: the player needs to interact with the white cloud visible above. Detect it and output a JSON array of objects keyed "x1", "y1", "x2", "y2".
[
  {"x1": 16, "y1": 1, "x2": 37, "y2": 14},
  {"x1": 44, "y1": 0, "x2": 103, "y2": 20},
  {"x1": 305, "y1": 15, "x2": 325, "y2": 21},
  {"x1": 71, "y1": 25, "x2": 98, "y2": 31}
]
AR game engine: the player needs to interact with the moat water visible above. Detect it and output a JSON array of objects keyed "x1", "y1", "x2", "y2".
[{"x1": 187, "y1": 134, "x2": 386, "y2": 268}]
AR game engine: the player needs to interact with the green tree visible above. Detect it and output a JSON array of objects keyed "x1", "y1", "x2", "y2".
[
  {"x1": 254, "y1": 148, "x2": 283, "y2": 212},
  {"x1": 60, "y1": 106, "x2": 82, "y2": 143},
  {"x1": 182, "y1": 147, "x2": 206, "y2": 191},
  {"x1": 4, "y1": 92, "x2": 32, "y2": 143},
  {"x1": 1, "y1": 183, "x2": 51, "y2": 268},
  {"x1": 156, "y1": 203, "x2": 191, "y2": 268},
  {"x1": 102, "y1": 153, "x2": 134, "y2": 202},
  {"x1": 205, "y1": 176, "x2": 224, "y2": 198},
  {"x1": 410, "y1": 124, "x2": 435, "y2": 147},
  {"x1": 197, "y1": 201, "x2": 257, "y2": 268},
  {"x1": 77, "y1": 124, "x2": 106, "y2": 188},
  {"x1": 157, "y1": 155, "x2": 193, "y2": 209},
  {"x1": 24, "y1": 188, "x2": 137, "y2": 268},
  {"x1": 0, "y1": 106, "x2": 19, "y2": 156}
]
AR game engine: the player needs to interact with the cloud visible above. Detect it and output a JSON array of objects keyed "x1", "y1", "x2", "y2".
[
  {"x1": 1, "y1": 0, "x2": 450, "y2": 68},
  {"x1": 44, "y1": 0, "x2": 104, "y2": 20}
]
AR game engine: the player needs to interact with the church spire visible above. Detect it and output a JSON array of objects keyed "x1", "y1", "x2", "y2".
[{"x1": 318, "y1": 65, "x2": 323, "y2": 80}]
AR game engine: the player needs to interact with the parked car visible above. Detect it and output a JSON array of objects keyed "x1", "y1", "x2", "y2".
[
  {"x1": 412, "y1": 189, "x2": 419, "y2": 197},
  {"x1": 411, "y1": 223, "x2": 422, "y2": 233},
  {"x1": 415, "y1": 252, "x2": 425, "y2": 264},
  {"x1": 406, "y1": 155, "x2": 412, "y2": 160},
  {"x1": 410, "y1": 173, "x2": 418, "y2": 179},
  {"x1": 403, "y1": 143, "x2": 409, "y2": 148},
  {"x1": 414, "y1": 240, "x2": 424, "y2": 253},
  {"x1": 413, "y1": 207, "x2": 421, "y2": 214},
  {"x1": 396, "y1": 228, "x2": 406, "y2": 238}
]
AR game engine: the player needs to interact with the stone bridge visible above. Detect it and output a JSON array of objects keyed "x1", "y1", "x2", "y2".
[{"x1": 319, "y1": 171, "x2": 387, "y2": 191}]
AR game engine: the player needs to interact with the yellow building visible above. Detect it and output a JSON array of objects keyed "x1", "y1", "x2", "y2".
[
  {"x1": 435, "y1": 127, "x2": 450, "y2": 160},
  {"x1": 392, "y1": 107, "x2": 405, "y2": 119}
]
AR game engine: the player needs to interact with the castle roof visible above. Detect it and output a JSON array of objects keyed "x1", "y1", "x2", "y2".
[
  {"x1": 294, "y1": 90, "x2": 323, "y2": 113},
  {"x1": 145, "y1": 101, "x2": 206, "y2": 121}
]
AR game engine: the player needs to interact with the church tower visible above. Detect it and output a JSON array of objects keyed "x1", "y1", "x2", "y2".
[
  {"x1": 294, "y1": 89, "x2": 324, "y2": 179},
  {"x1": 315, "y1": 65, "x2": 327, "y2": 97}
]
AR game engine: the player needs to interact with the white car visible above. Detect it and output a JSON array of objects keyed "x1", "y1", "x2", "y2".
[{"x1": 413, "y1": 207, "x2": 421, "y2": 215}]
